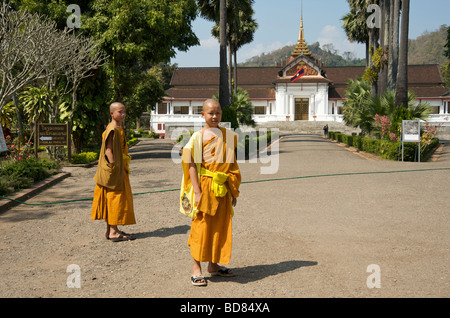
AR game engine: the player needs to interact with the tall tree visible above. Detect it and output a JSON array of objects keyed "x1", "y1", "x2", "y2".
[
  {"x1": 85, "y1": 0, "x2": 199, "y2": 105},
  {"x1": 394, "y1": 0, "x2": 410, "y2": 109},
  {"x1": 342, "y1": 0, "x2": 380, "y2": 96},
  {"x1": 388, "y1": 0, "x2": 400, "y2": 90},
  {"x1": 377, "y1": 0, "x2": 389, "y2": 95},
  {"x1": 199, "y1": 0, "x2": 256, "y2": 107},
  {"x1": 211, "y1": 0, "x2": 257, "y2": 96},
  {"x1": 219, "y1": 0, "x2": 229, "y2": 107},
  {"x1": 341, "y1": 9, "x2": 369, "y2": 66}
]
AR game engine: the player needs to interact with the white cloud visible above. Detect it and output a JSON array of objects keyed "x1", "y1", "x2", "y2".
[
  {"x1": 317, "y1": 25, "x2": 365, "y2": 58},
  {"x1": 238, "y1": 41, "x2": 294, "y2": 63},
  {"x1": 200, "y1": 36, "x2": 219, "y2": 50}
]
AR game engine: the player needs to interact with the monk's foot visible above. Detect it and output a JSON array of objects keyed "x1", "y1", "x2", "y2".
[
  {"x1": 191, "y1": 273, "x2": 207, "y2": 286},
  {"x1": 108, "y1": 232, "x2": 135, "y2": 242},
  {"x1": 208, "y1": 264, "x2": 234, "y2": 277}
]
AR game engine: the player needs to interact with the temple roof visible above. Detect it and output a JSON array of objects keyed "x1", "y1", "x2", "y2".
[
  {"x1": 165, "y1": 65, "x2": 448, "y2": 100},
  {"x1": 291, "y1": 5, "x2": 311, "y2": 57}
]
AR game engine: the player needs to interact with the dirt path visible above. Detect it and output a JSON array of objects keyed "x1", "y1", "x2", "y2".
[{"x1": 1, "y1": 135, "x2": 449, "y2": 302}]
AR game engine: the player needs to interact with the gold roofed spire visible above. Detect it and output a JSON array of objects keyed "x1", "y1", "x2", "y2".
[{"x1": 291, "y1": 0, "x2": 311, "y2": 57}]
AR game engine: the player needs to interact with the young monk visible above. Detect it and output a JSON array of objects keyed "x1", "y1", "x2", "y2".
[
  {"x1": 91, "y1": 102, "x2": 136, "y2": 242},
  {"x1": 180, "y1": 99, "x2": 241, "y2": 286}
]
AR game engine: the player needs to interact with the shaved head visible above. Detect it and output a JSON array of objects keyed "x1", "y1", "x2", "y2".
[
  {"x1": 202, "y1": 99, "x2": 220, "y2": 111},
  {"x1": 110, "y1": 102, "x2": 125, "y2": 112}
]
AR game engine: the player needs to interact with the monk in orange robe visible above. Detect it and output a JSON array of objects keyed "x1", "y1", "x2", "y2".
[
  {"x1": 91, "y1": 102, "x2": 136, "y2": 242},
  {"x1": 182, "y1": 99, "x2": 241, "y2": 286}
]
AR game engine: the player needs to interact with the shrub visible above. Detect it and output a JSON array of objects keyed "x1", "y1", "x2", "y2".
[
  {"x1": 353, "y1": 136, "x2": 362, "y2": 150},
  {"x1": 332, "y1": 131, "x2": 439, "y2": 161},
  {"x1": 127, "y1": 138, "x2": 139, "y2": 146},
  {"x1": 0, "y1": 158, "x2": 60, "y2": 196},
  {"x1": 361, "y1": 137, "x2": 378, "y2": 153},
  {"x1": 71, "y1": 152, "x2": 99, "y2": 164}
]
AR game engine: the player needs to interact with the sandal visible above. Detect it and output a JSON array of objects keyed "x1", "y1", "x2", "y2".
[
  {"x1": 191, "y1": 275, "x2": 207, "y2": 286},
  {"x1": 110, "y1": 233, "x2": 135, "y2": 242},
  {"x1": 209, "y1": 267, "x2": 235, "y2": 277}
]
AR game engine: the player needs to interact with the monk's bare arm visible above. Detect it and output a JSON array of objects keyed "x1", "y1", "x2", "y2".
[{"x1": 189, "y1": 162, "x2": 201, "y2": 205}]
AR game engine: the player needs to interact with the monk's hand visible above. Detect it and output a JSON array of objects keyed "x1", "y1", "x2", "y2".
[
  {"x1": 232, "y1": 197, "x2": 237, "y2": 207},
  {"x1": 194, "y1": 190, "x2": 202, "y2": 206}
]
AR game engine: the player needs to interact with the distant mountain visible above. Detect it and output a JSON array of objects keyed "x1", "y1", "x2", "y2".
[
  {"x1": 408, "y1": 24, "x2": 448, "y2": 65},
  {"x1": 239, "y1": 41, "x2": 366, "y2": 67},
  {"x1": 239, "y1": 24, "x2": 449, "y2": 68}
]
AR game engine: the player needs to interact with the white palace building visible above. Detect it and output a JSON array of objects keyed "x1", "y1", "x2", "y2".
[{"x1": 150, "y1": 15, "x2": 449, "y2": 138}]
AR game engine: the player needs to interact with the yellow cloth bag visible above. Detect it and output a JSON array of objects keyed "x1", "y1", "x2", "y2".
[{"x1": 180, "y1": 131, "x2": 202, "y2": 219}]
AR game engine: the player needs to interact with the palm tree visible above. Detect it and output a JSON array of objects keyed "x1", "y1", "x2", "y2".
[
  {"x1": 219, "y1": 0, "x2": 229, "y2": 107},
  {"x1": 378, "y1": 0, "x2": 389, "y2": 95},
  {"x1": 388, "y1": 0, "x2": 400, "y2": 90},
  {"x1": 342, "y1": 78, "x2": 372, "y2": 133},
  {"x1": 394, "y1": 0, "x2": 410, "y2": 109},
  {"x1": 200, "y1": 0, "x2": 256, "y2": 106},
  {"x1": 343, "y1": 79, "x2": 431, "y2": 136},
  {"x1": 230, "y1": 12, "x2": 257, "y2": 95},
  {"x1": 232, "y1": 88, "x2": 255, "y2": 126},
  {"x1": 341, "y1": 10, "x2": 369, "y2": 66},
  {"x1": 211, "y1": 2, "x2": 257, "y2": 95}
]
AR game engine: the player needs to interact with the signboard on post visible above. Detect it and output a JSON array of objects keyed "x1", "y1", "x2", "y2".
[
  {"x1": 38, "y1": 123, "x2": 68, "y2": 147},
  {"x1": 401, "y1": 119, "x2": 421, "y2": 162},
  {"x1": 0, "y1": 124, "x2": 7, "y2": 153},
  {"x1": 402, "y1": 120, "x2": 420, "y2": 142}
]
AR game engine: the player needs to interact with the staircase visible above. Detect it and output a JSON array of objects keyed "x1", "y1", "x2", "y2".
[{"x1": 254, "y1": 120, "x2": 361, "y2": 135}]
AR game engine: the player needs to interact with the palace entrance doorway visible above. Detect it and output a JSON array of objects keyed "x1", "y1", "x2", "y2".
[{"x1": 295, "y1": 98, "x2": 309, "y2": 120}]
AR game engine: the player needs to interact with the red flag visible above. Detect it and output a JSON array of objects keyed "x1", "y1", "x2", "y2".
[{"x1": 290, "y1": 67, "x2": 305, "y2": 82}]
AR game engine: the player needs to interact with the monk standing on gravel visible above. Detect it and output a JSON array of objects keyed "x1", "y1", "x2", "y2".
[
  {"x1": 91, "y1": 102, "x2": 136, "y2": 242},
  {"x1": 180, "y1": 99, "x2": 241, "y2": 286}
]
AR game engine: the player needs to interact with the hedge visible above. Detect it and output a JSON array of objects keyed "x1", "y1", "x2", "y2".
[{"x1": 327, "y1": 131, "x2": 439, "y2": 161}]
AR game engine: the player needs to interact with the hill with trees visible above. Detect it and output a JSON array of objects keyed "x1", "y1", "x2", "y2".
[{"x1": 239, "y1": 24, "x2": 448, "y2": 68}]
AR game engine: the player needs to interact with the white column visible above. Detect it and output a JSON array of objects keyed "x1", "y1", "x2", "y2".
[{"x1": 289, "y1": 95, "x2": 295, "y2": 120}]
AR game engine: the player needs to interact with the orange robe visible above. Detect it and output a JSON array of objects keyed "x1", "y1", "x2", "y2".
[
  {"x1": 186, "y1": 127, "x2": 241, "y2": 264},
  {"x1": 91, "y1": 125, "x2": 135, "y2": 225}
]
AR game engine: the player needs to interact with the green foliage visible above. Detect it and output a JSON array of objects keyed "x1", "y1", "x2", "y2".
[
  {"x1": 70, "y1": 152, "x2": 99, "y2": 164},
  {"x1": 343, "y1": 79, "x2": 432, "y2": 137},
  {"x1": 85, "y1": 0, "x2": 199, "y2": 111},
  {"x1": 327, "y1": 131, "x2": 439, "y2": 161},
  {"x1": 232, "y1": 88, "x2": 256, "y2": 127},
  {"x1": 12, "y1": 0, "x2": 200, "y2": 153},
  {"x1": 221, "y1": 105, "x2": 239, "y2": 130},
  {"x1": 0, "y1": 158, "x2": 60, "y2": 196},
  {"x1": 409, "y1": 25, "x2": 448, "y2": 65},
  {"x1": 20, "y1": 85, "x2": 53, "y2": 123}
]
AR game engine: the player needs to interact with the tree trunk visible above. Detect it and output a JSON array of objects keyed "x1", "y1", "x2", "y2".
[
  {"x1": 219, "y1": 0, "x2": 229, "y2": 108},
  {"x1": 395, "y1": 0, "x2": 409, "y2": 109},
  {"x1": 389, "y1": 0, "x2": 400, "y2": 90},
  {"x1": 12, "y1": 94, "x2": 23, "y2": 144},
  {"x1": 378, "y1": 0, "x2": 389, "y2": 96},
  {"x1": 369, "y1": 27, "x2": 378, "y2": 96},
  {"x1": 234, "y1": 50, "x2": 238, "y2": 95},
  {"x1": 228, "y1": 40, "x2": 233, "y2": 101}
]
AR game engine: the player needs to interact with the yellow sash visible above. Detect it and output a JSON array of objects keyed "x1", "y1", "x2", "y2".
[{"x1": 200, "y1": 167, "x2": 228, "y2": 197}]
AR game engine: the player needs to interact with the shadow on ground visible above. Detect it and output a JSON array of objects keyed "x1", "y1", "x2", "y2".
[{"x1": 209, "y1": 260, "x2": 318, "y2": 284}]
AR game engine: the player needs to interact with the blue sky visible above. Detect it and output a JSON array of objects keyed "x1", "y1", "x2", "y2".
[{"x1": 171, "y1": 0, "x2": 450, "y2": 67}]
